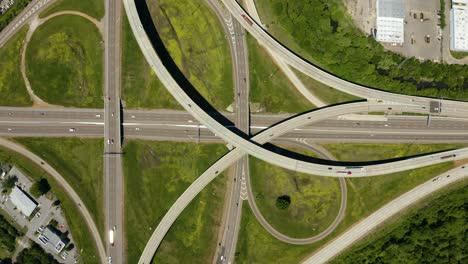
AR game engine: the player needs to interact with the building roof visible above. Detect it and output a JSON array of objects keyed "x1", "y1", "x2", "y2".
[
  {"x1": 450, "y1": 3, "x2": 468, "y2": 52},
  {"x1": 376, "y1": 0, "x2": 405, "y2": 44},
  {"x1": 377, "y1": 0, "x2": 405, "y2": 19},
  {"x1": 9, "y1": 186, "x2": 38, "y2": 217},
  {"x1": 38, "y1": 227, "x2": 66, "y2": 253}
]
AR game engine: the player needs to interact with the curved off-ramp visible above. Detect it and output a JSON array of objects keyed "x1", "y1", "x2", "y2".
[
  {"x1": 0, "y1": 137, "x2": 106, "y2": 264},
  {"x1": 302, "y1": 166, "x2": 468, "y2": 263},
  {"x1": 20, "y1": 11, "x2": 103, "y2": 107},
  {"x1": 246, "y1": 138, "x2": 348, "y2": 244}
]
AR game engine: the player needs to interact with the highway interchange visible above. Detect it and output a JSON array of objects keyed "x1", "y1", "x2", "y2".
[{"x1": 0, "y1": 0, "x2": 467, "y2": 263}]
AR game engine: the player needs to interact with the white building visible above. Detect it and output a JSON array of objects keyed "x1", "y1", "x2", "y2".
[
  {"x1": 9, "y1": 186, "x2": 38, "y2": 217},
  {"x1": 376, "y1": 0, "x2": 405, "y2": 44},
  {"x1": 38, "y1": 227, "x2": 66, "y2": 253},
  {"x1": 450, "y1": 0, "x2": 468, "y2": 52}
]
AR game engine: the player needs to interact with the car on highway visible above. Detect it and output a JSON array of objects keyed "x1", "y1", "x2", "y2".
[
  {"x1": 69, "y1": 128, "x2": 76, "y2": 132},
  {"x1": 107, "y1": 139, "x2": 114, "y2": 145}
]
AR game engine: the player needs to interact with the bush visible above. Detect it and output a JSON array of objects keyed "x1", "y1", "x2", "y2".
[
  {"x1": 52, "y1": 200, "x2": 61, "y2": 206},
  {"x1": 30, "y1": 178, "x2": 51, "y2": 197},
  {"x1": 276, "y1": 195, "x2": 291, "y2": 210}
]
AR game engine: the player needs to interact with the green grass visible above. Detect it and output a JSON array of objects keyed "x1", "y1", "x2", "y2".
[
  {"x1": 39, "y1": 0, "x2": 104, "y2": 19},
  {"x1": 332, "y1": 182, "x2": 467, "y2": 263},
  {"x1": 26, "y1": 15, "x2": 103, "y2": 107},
  {"x1": 123, "y1": 140, "x2": 228, "y2": 263},
  {"x1": 292, "y1": 68, "x2": 361, "y2": 105},
  {"x1": 249, "y1": 156, "x2": 341, "y2": 238},
  {"x1": 450, "y1": 50, "x2": 468, "y2": 59},
  {"x1": 321, "y1": 143, "x2": 465, "y2": 162},
  {"x1": 14, "y1": 138, "x2": 104, "y2": 236},
  {"x1": 248, "y1": 34, "x2": 315, "y2": 113},
  {"x1": 0, "y1": 0, "x2": 32, "y2": 32},
  {"x1": 0, "y1": 26, "x2": 32, "y2": 106},
  {"x1": 235, "y1": 143, "x2": 459, "y2": 263},
  {"x1": 121, "y1": 12, "x2": 181, "y2": 109},
  {"x1": 147, "y1": 0, "x2": 233, "y2": 111},
  {"x1": 0, "y1": 146, "x2": 100, "y2": 263},
  {"x1": 255, "y1": 0, "x2": 468, "y2": 100}
]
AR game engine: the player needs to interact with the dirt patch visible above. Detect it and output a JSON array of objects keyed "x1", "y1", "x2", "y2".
[
  {"x1": 453, "y1": 158, "x2": 468, "y2": 167},
  {"x1": 342, "y1": 0, "x2": 376, "y2": 35}
]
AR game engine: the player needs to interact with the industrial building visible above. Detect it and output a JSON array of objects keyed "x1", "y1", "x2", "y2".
[
  {"x1": 9, "y1": 186, "x2": 38, "y2": 217},
  {"x1": 450, "y1": 0, "x2": 468, "y2": 52},
  {"x1": 376, "y1": 0, "x2": 405, "y2": 44}
]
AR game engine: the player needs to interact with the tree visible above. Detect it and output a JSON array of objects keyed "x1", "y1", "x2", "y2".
[
  {"x1": 3, "y1": 176, "x2": 17, "y2": 190},
  {"x1": 276, "y1": 195, "x2": 291, "y2": 210},
  {"x1": 65, "y1": 243, "x2": 74, "y2": 251},
  {"x1": 30, "y1": 179, "x2": 51, "y2": 197}
]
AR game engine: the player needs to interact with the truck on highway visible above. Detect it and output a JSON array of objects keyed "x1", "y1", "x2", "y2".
[
  {"x1": 109, "y1": 226, "x2": 115, "y2": 246},
  {"x1": 241, "y1": 14, "x2": 253, "y2": 26},
  {"x1": 344, "y1": 166, "x2": 364, "y2": 175}
]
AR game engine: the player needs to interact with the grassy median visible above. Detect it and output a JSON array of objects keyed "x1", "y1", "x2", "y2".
[
  {"x1": 147, "y1": 0, "x2": 233, "y2": 111},
  {"x1": 121, "y1": 13, "x2": 181, "y2": 109},
  {"x1": 0, "y1": 146, "x2": 100, "y2": 263},
  {"x1": 123, "y1": 140, "x2": 228, "y2": 263},
  {"x1": 0, "y1": 27, "x2": 31, "y2": 106},
  {"x1": 248, "y1": 34, "x2": 315, "y2": 113},
  {"x1": 15, "y1": 138, "x2": 104, "y2": 236},
  {"x1": 249, "y1": 156, "x2": 341, "y2": 238},
  {"x1": 26, "y1": 15, "x2": 103, "y2": 107},
  {"x1": 40, "y1": 0, "x2": 104, "y2": 19}
]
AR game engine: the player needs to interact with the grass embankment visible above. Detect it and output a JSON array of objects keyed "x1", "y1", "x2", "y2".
[
  {"x1": 15, "y1": 138, "x2": 104, "y2": 235},
  {"x1": 291, "y1": 68, "x2": 361, "y2": 105},
  {"x1": 332, "y1": 183, "x2": 467, "y2": 263},
  {"x1": 39, "y1": 0, "x2": 104, "y2": 19},
  {"x1": 247, "y1": 35, "x2": 314, "y2": 113},
  {"x1": 147, "y1": 0, "x2": 233, "y2": 111},
  {"x1": 0, "y1": 146, "x2": 99, "y2": 263},
  {"x1": 0, "y1": 0, "x2": 32, "y2": 31},
  {"x1": 249, "y1": 156, "x2": 341, "y2": 238},
  {"x1": 450, "y1": 51, "x2": 468, "y2": 59},
  {"x1": 121, "y1": 13, "x2": 181, "y2": 109},
  {"x1": 26, "y1": 15, "x2": 103, "y2": 107},
  {"x1": 123, "y1": 140, "x2": 228, "y2": 263},
  {"x1": 255, "y1": 0, "x2": 468, "y2": 100},
  {"x1": 235, "y1": 143, "x2": 460, "y2": 262},
  {"x1": 0, "y1": 27, "x2": 31, "y2": 106}
]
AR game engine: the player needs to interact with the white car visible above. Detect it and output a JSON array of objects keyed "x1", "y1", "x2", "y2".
[{"x1": 69, "y1": 128, "x2": 76, "y2": 132}]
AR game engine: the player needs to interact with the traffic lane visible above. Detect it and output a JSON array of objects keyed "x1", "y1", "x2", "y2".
[{"x1": 0, "y1": 107, "x2": 104, "y2": 121}]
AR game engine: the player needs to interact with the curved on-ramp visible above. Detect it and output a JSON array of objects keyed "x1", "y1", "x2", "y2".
[
  {"x1": 0, "y1": 138, "x2": 106, "y2": 264},
  {"x1": 245, "y1": 139, "x2": 348, "y2": 244},
  {"x1": 124, "y1": 0, "x2": 467, "y2": 179},
  {"x1": 302, "y1": 166, "x2": 468, "y2": 263},
  {"x1": 220, "y1": 0, "x2": 468, "y2": 117}
]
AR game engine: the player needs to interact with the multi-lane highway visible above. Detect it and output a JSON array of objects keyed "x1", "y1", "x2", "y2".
[
  {"x1": 204, "y1": 0, "x2": 250, "y2": 263},
  {"x1": 103, "y1": 0, "x2": 124, "y2": 262}
]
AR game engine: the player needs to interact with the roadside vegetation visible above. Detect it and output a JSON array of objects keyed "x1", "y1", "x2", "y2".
[
  {"x1": 147, "y1": 0, "x2": 233, "y2": 111},
  {"x1": 121, "y1": 13, "x2": 181, "y2": 109},
  {"x1": 15, "y1": 138, "x2": 104, "y2": 235},
  {"x1": 0, "y1": 214, "x2": 20, "y2": 258},
  {"x1": 249, "y1": 156, "x2": 341, "y2": 238},
  {"x1": 0, "y1": 146, "x2": 100, "y2": 263},
  {"x1": 255, "y1": 0, "x2": 468, "y2": 100},
  {"x1": 40, "y1": 0, "x2": 104, "y2": 19},
  {"x1": 247, "y1": 35, "x2": 314, "y2": 113},
  {"x1": 292, "y1": 69, "x2": 361, "y2": 105},
  {"x1": 123, "y1": 140, "x2": 228, "y2": 263},
  {"x1": 332, "y1": 183, "x2": 467, "y2": 263},
  {"x1": 16, "y1": 243, "x2": 59, "y2": 264},
  {"x1": 0, "y1": 0, "x2": 32, "y2": 32},
  {"x1": 0, "y1": 26, "x2": 31, "y2": 106},
  {"x1": 235, "y1": 143, "x2": 459, "y2": 262},
  {"x1": 26, "y1": 15, "x2": 103, "y2": 108},
  {"x1": 450, "y1": 51, "x2": 468, "y2": 59}
]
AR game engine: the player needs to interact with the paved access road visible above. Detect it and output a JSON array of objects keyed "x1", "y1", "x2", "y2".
[
  {"x1": 0, "y1": 0, "x2": 57, "y2": 47},
  {"x1": 220, "y1": 0, "x2": 468, "y2": 118},
  {"x1": 103, "y1": 0, "x2": 124, "y2": 262},
  {"x1": 0, "y1": 138, "x2": 107, "y2": 264},
  {"x1": 303, "y1": 166, "x2": 467, "y2": 264}
]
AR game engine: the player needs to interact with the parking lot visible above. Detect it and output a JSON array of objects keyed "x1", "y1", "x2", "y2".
[{"x1": 380, "y1": 0, "x2": 443, "y2": 61}]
